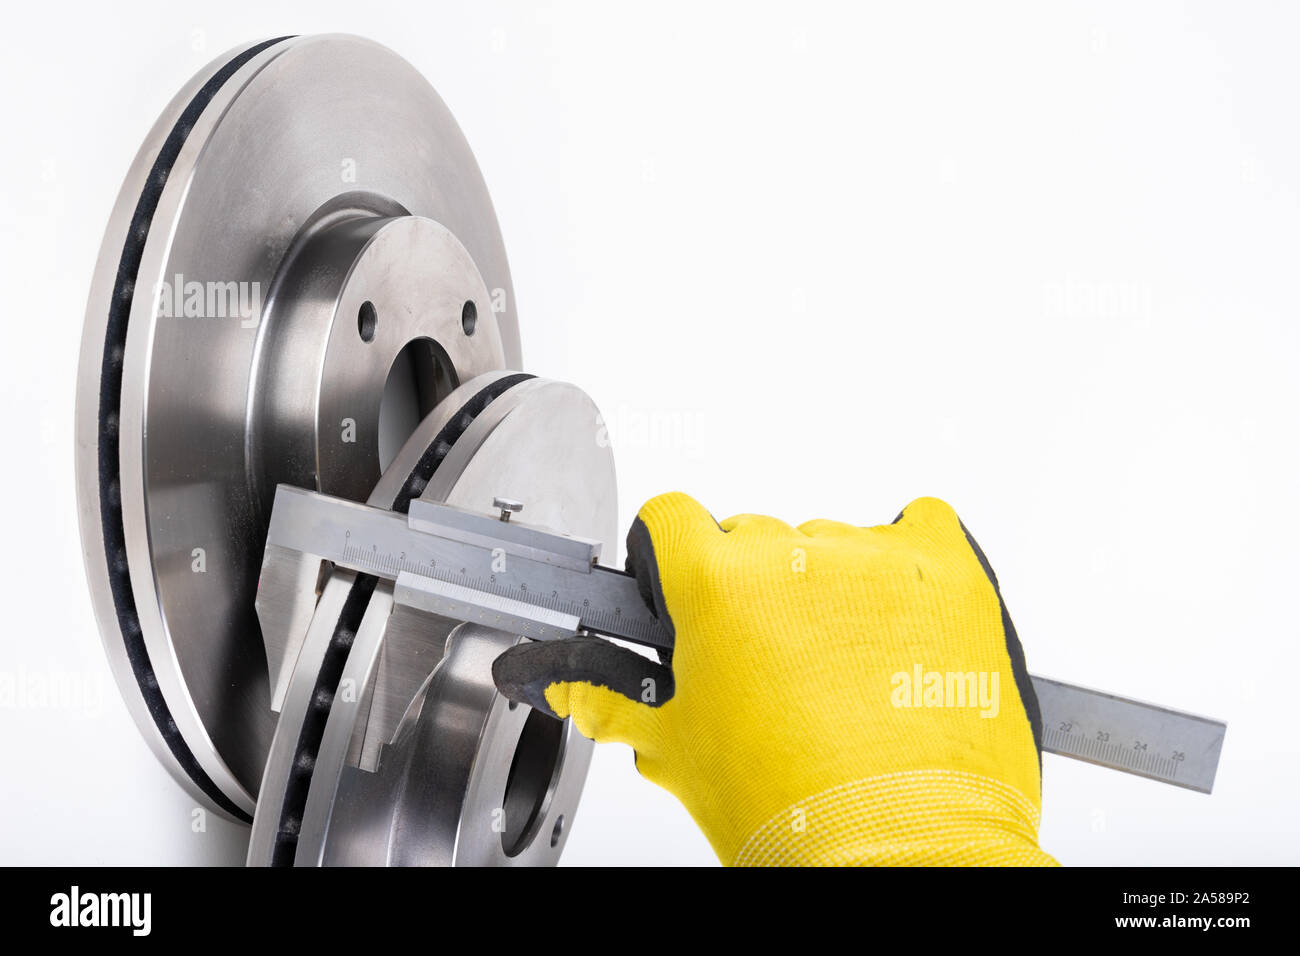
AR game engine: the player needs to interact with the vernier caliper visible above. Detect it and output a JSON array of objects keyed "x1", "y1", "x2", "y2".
[{"x1": 265, "y1": 484, "x2": 1227, "y2": 794}]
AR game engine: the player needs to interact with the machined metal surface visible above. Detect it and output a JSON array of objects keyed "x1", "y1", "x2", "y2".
[
  {"x1": 75, "y1": 35, "x2": 518, "y2": 819},
  {"x1": 406, "y1": 498, "x2": 604, "y2": 572},
  {"x1": 1036, "y1": 676, "x2": 1225, "y2": 793},
  {"x1": 322, "y1": 623, "x2": 587, "y2": 866},
  {"x1": 249, "y1": 375, "x2": 616, "y2": 865},
  {"x1": 264, "y1": 488, "x2": 661, "y2": 645}
]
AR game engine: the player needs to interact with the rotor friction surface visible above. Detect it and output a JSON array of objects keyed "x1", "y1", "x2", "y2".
[
  {"x1": 75, "y1": 35, "x2": 519, "y2": 818},
  {"x1": 252, "y1": 373, "x2": 532, "y2": 865},
  {"x1": 249, "y1": 374, "x2": 617, "y2": 866},
  {"x1": 81, "y1": 37, "x2": 294, "y2": 822}
]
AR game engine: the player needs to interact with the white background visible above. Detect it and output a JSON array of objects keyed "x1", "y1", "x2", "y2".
[{"x1": 2, "y1": 1, "x2": 1297, "y2": 865}]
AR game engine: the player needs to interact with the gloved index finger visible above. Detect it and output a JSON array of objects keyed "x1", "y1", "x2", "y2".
[{"x1": 624, "y1": 492, "x2": 726, "y2": 651}]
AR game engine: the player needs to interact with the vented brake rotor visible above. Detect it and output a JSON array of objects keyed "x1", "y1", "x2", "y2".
[
  {"x1": 75, "y1": 34, "x2": 610, "y2": 865},
  {"x1": 251, "y1": 373, "x2": 612, "y2": 865}
]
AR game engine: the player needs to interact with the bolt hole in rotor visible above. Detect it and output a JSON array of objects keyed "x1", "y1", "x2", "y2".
[
  {"x1": 501, "y1": 709, "x2": 566, "y2": 857},
  {"x1": 461, "y1": 299, "x2": 477, "y2": 336},
  {"x1": 357, "y1": 300, "x2": 378, "y2": 342},
  {"x1": 378, "y1": 337, "x2": 459, "y2": 471}
]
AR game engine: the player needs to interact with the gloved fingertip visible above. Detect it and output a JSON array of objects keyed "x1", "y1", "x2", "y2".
[
  {"x1": 491, "y1": 644, "x2": 563, "y2": 718},
  {"x1": 637, "y1": 491, "x2": 726, "y2": 539},
  {"x1": 894, "y1": 496, "x2": 963, "y2": 533}
]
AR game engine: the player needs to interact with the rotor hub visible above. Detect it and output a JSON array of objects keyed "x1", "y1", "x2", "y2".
[{"x1": 252, "y1": 213, "x2": 504, "y2": 510}]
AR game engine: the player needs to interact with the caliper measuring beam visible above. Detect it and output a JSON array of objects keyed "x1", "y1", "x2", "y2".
[{"x1": 264, "y1": 484, "x2": 1227, "y2": 794}]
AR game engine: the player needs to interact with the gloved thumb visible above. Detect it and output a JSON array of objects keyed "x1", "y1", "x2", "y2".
[{"x1": 492, "y1": 634, "x2": 671, "y2": 756}]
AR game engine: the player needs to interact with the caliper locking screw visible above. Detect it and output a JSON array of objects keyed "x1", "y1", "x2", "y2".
[{"x1": 493, "y1": 497, "x2": 524, "y2": 522}]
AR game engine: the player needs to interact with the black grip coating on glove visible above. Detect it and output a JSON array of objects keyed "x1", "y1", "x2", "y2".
[
  {"x1": 491, "y1": 634, "x2": 675, "y2": 717},
  {"x1": 958, "y1": 521, "x2": 1044, "y2": 764},
  {"x1": 624, "y1": 516, "x2": 677, "y2": 666},
  {"x1": 492, "y1": 515, "x2": 681, "y2": 714}
]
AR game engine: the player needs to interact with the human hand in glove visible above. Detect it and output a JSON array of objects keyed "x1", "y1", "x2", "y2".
[{"x1": 491, "y1": 493, "x2": 1057, "y2": 866}]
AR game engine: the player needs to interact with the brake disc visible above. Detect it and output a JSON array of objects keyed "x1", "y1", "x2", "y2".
[
  {"x1": 75, "y1": 34, "x2": 607, "y2": 864},
  {"x1": 250, "y1": 374, "x2": 613, "y2": 865}
]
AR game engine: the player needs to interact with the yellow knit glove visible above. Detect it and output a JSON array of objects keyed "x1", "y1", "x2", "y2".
[{"x1": 493, "y1": 493, "x2": 1057, "y2": 866}]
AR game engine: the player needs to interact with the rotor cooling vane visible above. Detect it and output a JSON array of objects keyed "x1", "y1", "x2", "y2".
[{"x1": 76, "y1": 34, "x2": 609, "y2": 864}]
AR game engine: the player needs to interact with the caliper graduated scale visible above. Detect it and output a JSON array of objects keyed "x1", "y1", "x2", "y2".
[{"x1": 266, "y1": 485, "x2": 1227, "y2": 796}]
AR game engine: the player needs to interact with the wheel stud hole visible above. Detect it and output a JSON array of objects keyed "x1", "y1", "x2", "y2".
[
  {"x1": 461, "y1": 300, "x2": 477, "y2": 336},
  {"x1": 358, "y1": 301, "x2": 378, "y2": 343}
]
